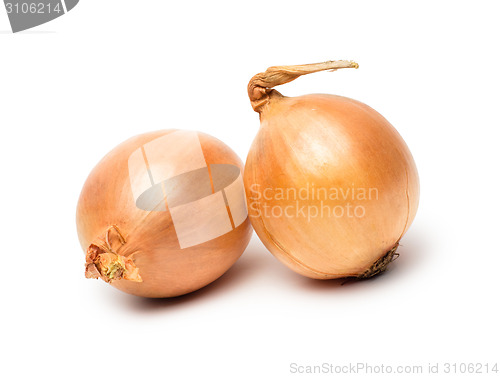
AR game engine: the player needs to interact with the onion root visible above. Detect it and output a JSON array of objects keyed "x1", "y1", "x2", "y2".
[{"x1": 357, "y1": 243, "x2": 400, "y2": 279}]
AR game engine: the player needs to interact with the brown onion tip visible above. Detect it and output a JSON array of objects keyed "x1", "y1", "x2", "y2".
[
  {"x1": 248, "y1": 59, "x2": 359, "y2": 112},
  {"x1": 85, "y1": 244, "x2": 143, "y2": 284},
  {"x1": 357, "y1": 243, "x2": 400, "y2": 279}
]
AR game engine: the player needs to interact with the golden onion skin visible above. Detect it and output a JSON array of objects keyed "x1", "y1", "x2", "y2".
[
  {"x1": 245, "y1": 90, "x2": 419, "y2": 279},
  {"x1": 77, "y1": 130, "x2": 252, "y2": 297}
]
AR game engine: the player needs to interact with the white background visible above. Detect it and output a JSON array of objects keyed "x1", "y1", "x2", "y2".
[{"x1": 1, "y1": 1, "x2": 499, "y2": 376}]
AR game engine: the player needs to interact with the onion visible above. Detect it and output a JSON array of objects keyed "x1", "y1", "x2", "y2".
[
  {"x1": 77, "y1": 130, "x2": 252, "y2": 297},
  {"x1": 245, "y1": 60, "x2": 419, "y2": 279}
]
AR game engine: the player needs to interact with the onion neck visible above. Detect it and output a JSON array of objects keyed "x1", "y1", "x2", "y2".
[
  {"x1": 84, "y1": 226, "x2": 142, "y2": 283},
  {"x1": 248, "y1": 60, "x2": 359, "y2": 113}
]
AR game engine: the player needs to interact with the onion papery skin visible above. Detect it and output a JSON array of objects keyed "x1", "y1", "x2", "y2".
[
  {"x1": 245, "y1": 91, "x2": 419, "y2": 279},
  {"x1": 77, "y1": 130, "x2": 252, "y2": 298}
]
